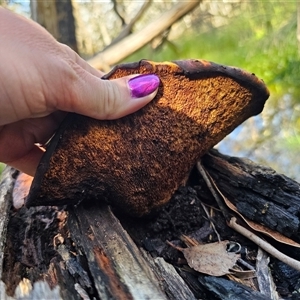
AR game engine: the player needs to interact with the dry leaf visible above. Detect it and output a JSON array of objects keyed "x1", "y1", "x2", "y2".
[
  {"x1": 181, "y1": 240, "x2": 240, "y2": 277},
  {"x1": 229, "y1": 268, "x2": 256, "y2": 280}
]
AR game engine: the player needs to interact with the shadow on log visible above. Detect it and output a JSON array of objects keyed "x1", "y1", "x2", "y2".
[{"x1": 0, "y1": 149, "x2": 300, "y2": 299}]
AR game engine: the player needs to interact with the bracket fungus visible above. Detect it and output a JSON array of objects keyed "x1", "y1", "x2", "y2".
[{"x1": 26, "y1": 59, "x2": 269, "y2": 217}]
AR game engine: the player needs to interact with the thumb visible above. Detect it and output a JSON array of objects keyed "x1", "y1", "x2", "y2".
[{"x1": 62, "y1": 73, "x2": 160, "y2": 120}]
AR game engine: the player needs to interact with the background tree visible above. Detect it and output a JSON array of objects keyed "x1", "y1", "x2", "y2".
[
  {"x1": 1, "y1": 0, "x2": 300, "y2": 180},
  {"x1": 30, "y1": 0, "x2": 77, "y2": 52}
]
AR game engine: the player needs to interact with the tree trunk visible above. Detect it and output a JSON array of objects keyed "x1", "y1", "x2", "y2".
[
  {"x1": 30, "y1": 0, "x2": 77, "y2": 52},
  {"x1": 0, "y1": 149, "x2": 299, "y2": 299}
]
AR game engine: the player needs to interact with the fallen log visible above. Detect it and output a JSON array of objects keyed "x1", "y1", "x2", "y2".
[
  {"x1": 0, "y1": 149, "x2": 300, "y2": 299},
  {"x1": 203, "y1": 150, "x2": 300, "y2": 243}
]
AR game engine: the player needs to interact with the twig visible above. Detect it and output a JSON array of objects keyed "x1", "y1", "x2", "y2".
[
  {"x1": 229, "y1": 217, "x2": 300, "y2": 272},
  {"x1": 109, "y1": 0, "x2": 152, "y2": 47},
  {"x1": 237, "y1": 258, "x2": 255, "y2": 271},
  {"x1": 196, "y1": 160, "x2": 231, "y2": 220},
  {"x1": 112, "y1": 0, "x2": 126, "y2": 26},
  {"x1": 166, "y1": 240, "x2": 184, "y2": 252},
  {"x1": 199, "y1": 201, "x2": 221, "y2": 242}
]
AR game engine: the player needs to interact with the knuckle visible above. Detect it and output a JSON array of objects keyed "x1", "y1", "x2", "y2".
[{"x1": 101, "y1": 81, "x2": 121, "y2": 119}]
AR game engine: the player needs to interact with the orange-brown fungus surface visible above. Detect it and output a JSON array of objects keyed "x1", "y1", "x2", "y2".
[{"x1": 26, "y1": 59, "x2": 269, "y2": 216}]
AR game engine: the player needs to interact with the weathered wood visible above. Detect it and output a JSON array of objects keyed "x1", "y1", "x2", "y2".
[
  {"x1": 0, "y1": 167, "x2": 15, "y2": 278},
  {"x1": 198, "y1": 276, "x2": 270, "y2": 300},
  {"x1": 68, "y1": 204, "x2": 167, "y2": 300},
  {"x1": 151, "y1": 257, "x2": 197, "y2": 300},
  {"x1": 0, "y1": 167, "x2": 16, "y2": 300},
  {"x1": 202, "y1": 150, "x2": 300, "y2": 243},
  {"x1": 256, "y1": 248, "x2": 279, "y2": 300},
  {"x1": 0, "y1": 170, "x2": 80, "y2": 299},
  {"x1": 1, "y1": 149, "x2": 300, "y2": 299}
]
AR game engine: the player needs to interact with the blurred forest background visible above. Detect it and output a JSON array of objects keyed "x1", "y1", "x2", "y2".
[{"x1": 1, "y1": 0, "x2": 299, "y2": 181}]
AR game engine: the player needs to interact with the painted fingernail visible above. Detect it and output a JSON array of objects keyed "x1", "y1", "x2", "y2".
[{"x1": 128, "y1": 74, "x2": 160, "y2": 98}]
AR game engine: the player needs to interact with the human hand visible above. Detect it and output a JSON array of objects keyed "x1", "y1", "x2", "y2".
[{"x1": 0, "y1": 8, "x2": 159, "y2": 176}]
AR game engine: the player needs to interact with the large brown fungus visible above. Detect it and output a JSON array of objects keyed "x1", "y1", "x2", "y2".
[{"x1": 26, "y1": 59, "x2": 269, "y2": 216}]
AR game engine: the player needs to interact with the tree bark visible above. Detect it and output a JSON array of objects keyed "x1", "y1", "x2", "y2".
[
  {"x1": 202, "y1": 151, "x2": 300, "y2": 244},
  {"x1": 30, "y1": 0, "x2": 77, "y2": 52}
]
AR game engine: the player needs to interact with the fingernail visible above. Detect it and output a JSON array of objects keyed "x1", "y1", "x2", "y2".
[{"x1": 128, "y1": 74, "x2": 160, "y2": 98}]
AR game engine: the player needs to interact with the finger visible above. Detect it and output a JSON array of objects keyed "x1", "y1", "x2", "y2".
[
  {"x1": 60, "y1": 73, "x2": 160, "y2": 120},
  {"x1": 60, "y1": 43, "x2": 105, "y2": 78},
  {"x1": 0, "y1": 112, "x2": 65, "y2": 173},
  {"x1": 8, "y1": 145, "x2": 44, "y2": 176}
]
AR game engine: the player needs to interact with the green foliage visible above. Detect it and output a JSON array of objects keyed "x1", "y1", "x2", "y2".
[
  {"x1": 125, "y1": 1, "x2": 300, "y2": 180},
  {"x1": 0, "y1": 163, "x2": 5, "y2": 176},
  {"x1": 125, "y1": 1, "x2": 299, "y2": 98}
]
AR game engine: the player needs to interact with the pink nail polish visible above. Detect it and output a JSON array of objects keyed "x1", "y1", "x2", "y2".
[{"x1": 128, "y1": 74, "x2": 160, "y2": 98}]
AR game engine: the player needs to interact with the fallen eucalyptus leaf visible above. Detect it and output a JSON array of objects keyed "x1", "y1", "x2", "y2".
[{"x1": 173, "y1": 240, "x2": 240, "y2": 277}]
